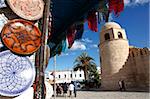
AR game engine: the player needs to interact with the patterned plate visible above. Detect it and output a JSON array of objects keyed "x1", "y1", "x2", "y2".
[
  {"x1": 1, "y1": 19, "x2": 41, "y2": 55},
  {"x1": 6, "y1": 0, "x2": 44, "y2": 20},
  {"x1": 0, "y1": 0, "x2": 6, "y2": 8},
  {"x1": 0, "y1": 14, "x2": 8, "y2": 32},
  {"x1": 0, "y1": 50, "x2": 35, "y2": 97}
]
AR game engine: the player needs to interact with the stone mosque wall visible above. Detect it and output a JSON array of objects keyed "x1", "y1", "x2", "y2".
[
  {"x1": 100, "y1": 22, "x2": 149, "y2": 91},
  {"x1": 100, "y1": 47, "x2": 150, "y2": 91},
  {"x1": 122, "y1": 47, "x2": 150, "y2": 90}
]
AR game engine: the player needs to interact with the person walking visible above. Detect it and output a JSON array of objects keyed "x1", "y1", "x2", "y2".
[
  {"x1": 69, "y1": 81, "x2": 75, "y2": 97},
  {"x1": 56, "y1": 84, "x2": 62, "y2": 96},
  {"x1": 121, "y1": 80, "x2": 126, "y2": 91},
  {"x1": 73, "y1": 81, "x2": 77, "y2": 97},
  {"x1": 62, "y1": 82, "x2": 68, "y2": 97},
  {"x1": 118, "y1": 80, "x2": 122, "y2": 91},
  {"x1": 118, "y1": 80, "x2": 126, "y2": 91}
]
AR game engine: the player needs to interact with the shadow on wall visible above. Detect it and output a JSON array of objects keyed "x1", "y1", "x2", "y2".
[{"x1": 101, "y1": 47, "x2": 149, "y2": 92}]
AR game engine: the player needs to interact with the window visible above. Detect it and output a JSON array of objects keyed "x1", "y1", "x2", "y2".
[
  {"x1": 132, "y1": 52, "x2": 134, "y2": 57},
  {"x1": 64, "y1": 74, "x2": 66, "y2": 78},
  {"x1": 70, "y1": 74, "x2": 72, "y2": 78},
  {"x1": 75, "y1": 74, "x2": 76, "y2": 78},
  {"x1": 104, "y1": 33, "x2": 110, "y2": 40},
  {"x1": 118, "y1": 32, "x2": 123, "y2": 39},
  {"x1": 79, "y1": 74, "x2": 82, "y2": 77},
  {"x1": 58, "y1": 75, "x2": 61, "y2": 78},
  {"x1": 140, "y1": 50, "x2": 143, "y2": 55}
]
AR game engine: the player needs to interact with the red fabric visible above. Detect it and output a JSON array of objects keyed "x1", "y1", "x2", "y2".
[
  {"x1": 87, "y1": 10, "x2": 98, "y2": 32},
  {"x1": 67, "y1": 25, "x2": 76, "y2": 48},
  {"x1": 109, "y1": 0, "x2": 124, "y2": 16}
]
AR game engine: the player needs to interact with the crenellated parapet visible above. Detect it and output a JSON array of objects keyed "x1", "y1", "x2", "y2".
[{"x1": 129, "y1": 46, "x2": 150, "y2": 58}]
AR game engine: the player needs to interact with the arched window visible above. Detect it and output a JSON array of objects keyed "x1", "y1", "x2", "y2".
[
  {"x1": 132, "y1": 52, "x2": 134, "y2": 57},
  {"x1": 140, "y1": 50, "x2": 143, "y2": 55},
  {"x1": 118, "y1": 32, "x2": 123, "y2": 38},
  {"x1": 79, "y1": 74, "x2": 82, "y2": 77},
  {"x1": 104, "y1": 33, "x2": 110, "y2": 40},
  {"x1": 59, "y1": 75, "x2": 61, "y2": 78}
]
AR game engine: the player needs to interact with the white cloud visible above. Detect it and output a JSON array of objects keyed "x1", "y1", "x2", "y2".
[
  {"x1": 81, "y1": 38, "x2": 93, "y2": 43},
  {"x1": 97, "y1": 49, "x2": 99, "y2": 52},
  {"x1": 124, "y1": 0, "x2": 149, "y2": 6},
  {"x1": 59, "y1": 52, "x2": 77, "y2": 57},
  {"x1": 70, "y1": 41, "x2": 86, "y2": 51},
  {"x1": 60, "y1": 53, "x2": 69, "y2": 56},
  {"x1": 90, "y1": 44, "x2": 98, "y2": 48},
  {"x1": 109, "y1": 13, "x2": 113, "y2": 22}
]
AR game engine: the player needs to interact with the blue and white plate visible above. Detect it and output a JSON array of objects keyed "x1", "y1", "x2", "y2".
[
  {"x1": 0, "y1": 0, "x2": 6, "y2": 8},
  {"x1": 0, "y1": 50, "x2": 35, "y2": 97},
  {"x1": 0, "y1": 14, "x2": 8, "y2": 32}
]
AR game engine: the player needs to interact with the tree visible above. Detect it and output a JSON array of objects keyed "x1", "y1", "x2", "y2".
[{"x1": 73, "y1": 52, "x2": 97, "y2": 81}]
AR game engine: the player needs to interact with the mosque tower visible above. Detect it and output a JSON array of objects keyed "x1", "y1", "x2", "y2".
[{"x1": 99, "y1": 22, "x2": 129, "y2": 90}]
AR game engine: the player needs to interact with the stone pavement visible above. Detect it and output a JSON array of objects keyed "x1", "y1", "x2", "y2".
[{"x1": 51, "y1": 91, "x2": 149, "y2": 99}]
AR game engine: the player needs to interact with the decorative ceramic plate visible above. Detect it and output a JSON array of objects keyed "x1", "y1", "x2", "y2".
[
  {"x1": 0, "y1": 14, "x2": 8, "y2": 32},
  {"x1": 1, "y1": 19, "x2": 41, "y2": 55},
  {"x1": 6, "y1": 0, "x2": 44, "y2": 20},
  {"x1": 0, "y1": 50, "x2": 35, "y2": 97},
  {"x1": 0, "y1": 0, "x2": 6, "y2": 8},
  {"x1": 14, "y1": 87, "x2": 34, "y2": 99}
]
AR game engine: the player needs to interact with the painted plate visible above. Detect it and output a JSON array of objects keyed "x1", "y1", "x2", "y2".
[
  {"x1": 0, "y1": 50, "x2": 35, "y2": 97},
  {"x1": 0, "y1": 14, "x2": 8, "y2": 33},
  {"x1": 1, "y1": 19, "x2": 41, "y2": 55},
  {"x1": 6, "y1": 0, "x2": 44, "y2": 20},
  {"x1": 0, "y1": 0, "x2": 6, "y2": 8}
]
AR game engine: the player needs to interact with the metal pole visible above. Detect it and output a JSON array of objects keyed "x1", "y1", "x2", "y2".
[
  {"x1": 34, "y1": 0, "x2": 50, "y2": 99},
  {"x1": 105, "y1": 11, "x2": 110, "y2": 22},
  {"x1": 54, "y1": 56, "x2": 56, "y2": 99}
]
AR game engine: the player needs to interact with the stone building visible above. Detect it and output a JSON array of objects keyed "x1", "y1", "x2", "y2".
[
  {"x1": 48, "y1": 69, "x2": 85, "y2": 84},
  {"x1": 99, "y1": 22, "x2": 149, "y2": 91}
]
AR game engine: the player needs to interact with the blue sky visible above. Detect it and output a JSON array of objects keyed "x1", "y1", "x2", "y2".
[{"x1": 46, "y1": 1, "x2": 149, "y2": 72}]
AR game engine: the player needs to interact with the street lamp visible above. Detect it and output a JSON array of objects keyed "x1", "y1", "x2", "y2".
[{"x1": 53, "y1": 55, "x2": 56, "y2": 99}]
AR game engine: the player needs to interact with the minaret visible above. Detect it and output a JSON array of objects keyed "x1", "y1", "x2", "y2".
[{"x1": 99, "y1": 22, "x2": 129, "y2": 90}]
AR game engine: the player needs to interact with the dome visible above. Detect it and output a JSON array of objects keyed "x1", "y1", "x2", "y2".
[{"x1": 101, "y1": 22, "x2": 122, "y2": 32}]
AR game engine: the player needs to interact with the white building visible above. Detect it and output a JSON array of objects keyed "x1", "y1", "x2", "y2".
[{"x1": 48, "y1": 70, "x2": 85, "y2": 83}]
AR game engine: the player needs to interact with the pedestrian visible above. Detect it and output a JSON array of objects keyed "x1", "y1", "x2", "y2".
[
  {"x1": 73, "y1": 81, "x2": 77, "y2": 97},
  {"x1": 118, "y1": 80, "x2": 126, "y2": 91},
  {"x1": 118, "y1": 80, "x2": 122, "y2": 91},
  {"x1": 56, "y1": 84, "x2": 61, "y2": 96},
  {"x1": 62, "y1": 82, "x2": 68, "y2": 97},
  {"x1": 121, "y1": 80, "x2": 126, "y2": 91},
  {"x1": 68, "y1": 81, "x2": 75, "y2": 97}
]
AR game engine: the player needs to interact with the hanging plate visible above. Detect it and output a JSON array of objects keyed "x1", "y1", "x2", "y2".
[
  {"x1": 0, "y1": 0, "x2": 6, "y2": 8},
  {"x1": 0, "y1": 14, "x2": 8, "y2": 32},
  {"x1": 6, "y1": 0, "x2": 44, "y2": 20},
  {"x1": 1, "y1": 19, "x2": 41, "y2": 55},
  {"x1": 0, "y1": 50, "x2": 35, "y2": 97}
]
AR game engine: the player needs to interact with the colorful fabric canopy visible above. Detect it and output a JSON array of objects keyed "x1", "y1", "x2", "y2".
[
  {"x1": 87, "y1": 10, "x2": 98, "y2": 32},
  {"x1": 108, "y1": 0, "x2": 124, "y2": 16},
  {"x1": 48, "y1": 0, "x2": 101, "y2": 57},
  {"x1": 48, "y1": 0, "x2": 124, "y2": 57}
]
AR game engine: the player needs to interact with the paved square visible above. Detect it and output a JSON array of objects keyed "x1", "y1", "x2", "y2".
[{"x1": 52, "y1": 91, "x2": 149, "y2": 99}]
